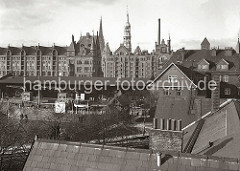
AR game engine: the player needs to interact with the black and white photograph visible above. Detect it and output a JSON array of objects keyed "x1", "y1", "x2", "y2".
[{"x1": 0, "y1": 0, "x2": 240, "y2": 170}]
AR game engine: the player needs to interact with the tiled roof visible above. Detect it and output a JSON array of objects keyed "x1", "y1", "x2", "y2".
[
  {"x1": 8, "y1": 46, "x2": 21, "y2": 55},
  {"x1": 201, "y1": 37, "x2": 210, "y2": 45},
  {"x1": 24, "y1": 139, "x2": 240, "y2": 171},
  {"x1": 22, "y1": 46, "x2": 36, "y2": 55},
  {"x1": 54, "y1": 46, "x2": 67, "y2": 55},
  {"x1": 0, "y1": 45, "x2": 69, "y2": 56},
  {"x1": 38, "y1": 46, "x2": 52, "y2": 55},
  {"x1": 0, "y1": 47, "x2": 8, "y2": 55},
  {"x1": 163, "y1": 49, "x2": 240, "y2": 73}
]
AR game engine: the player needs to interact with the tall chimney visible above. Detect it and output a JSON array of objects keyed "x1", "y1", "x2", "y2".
[
  {"x1": 158, "y1": 18, "x2": 161, "y2": 45},
  {"x1": 211, "y1": 75, "x2": 220, "y2": 112}
]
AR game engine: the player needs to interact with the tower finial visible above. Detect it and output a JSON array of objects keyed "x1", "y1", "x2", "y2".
[{"x1": 126, "y1": 5, "x2": 129, "y2": 23}]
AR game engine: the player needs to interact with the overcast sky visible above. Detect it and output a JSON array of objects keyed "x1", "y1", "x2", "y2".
[{"x1": 0, "y1": 0, "x2": 240, "y2": 51}]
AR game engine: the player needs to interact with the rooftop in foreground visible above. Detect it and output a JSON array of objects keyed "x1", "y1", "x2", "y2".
[{"x1": 24, "y1": 138, "x2": 240, "y2": 171}]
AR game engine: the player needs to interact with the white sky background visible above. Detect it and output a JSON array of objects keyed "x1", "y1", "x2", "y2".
[{"x1": 0, "y1": 0, "x2": 240, "y2": 52}]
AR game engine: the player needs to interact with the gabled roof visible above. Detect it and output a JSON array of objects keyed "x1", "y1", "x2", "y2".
[
  {"x1": 201, "y1": 37, "x2": 210, "y2": 46},
  {"x1": 114, "y1": 44, "x2": 129, "y2": 55},
  {"x1": 197, "y1": 58, "x2": 210, "y2": 65},
  {"x1": 134, "y1": 46, "x2": 141, "y2": 55},
  {"x1": 150, "y1": 63, "x2": 204, "y2": 87},
  {"x1": 216, "y1": 58, "x2": 229, "y2": 65},
  {"x1": 67, "y1": 41, "x2": 75, "y2": 52},
  {"x1": 104, "y1": 42, "x2": 111, "y2": 54}
]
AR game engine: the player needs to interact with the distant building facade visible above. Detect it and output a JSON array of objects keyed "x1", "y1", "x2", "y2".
[
  {"x1": 102, "y1": 14, "x2": 172, "y2": 78},
  {"x1": 0, "y1": 14, "x2": 172, "y2": 79}
]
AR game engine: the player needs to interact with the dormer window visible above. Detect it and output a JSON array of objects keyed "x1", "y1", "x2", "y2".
[
  {"x1": 220, "y1": 65, "x2": 228, "y2": 70},
  {"x1": 197, "y1": 59, "x2": 209, "y2": 70},
  {"x1": 216, "y1": 59, "x2": 229, "y2": 71}
]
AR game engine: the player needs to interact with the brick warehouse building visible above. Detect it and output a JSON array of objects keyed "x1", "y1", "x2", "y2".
[{"x1": 0, "y1": 13, "x2": 172, "y2": 79}]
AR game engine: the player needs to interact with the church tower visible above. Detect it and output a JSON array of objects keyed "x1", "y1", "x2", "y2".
[
  {"x1": 99, "y1": 17, "x2": 105, "y2": 54},
  {"x1": 123, "y1": 9, "x2": 132, "y2": 53}
]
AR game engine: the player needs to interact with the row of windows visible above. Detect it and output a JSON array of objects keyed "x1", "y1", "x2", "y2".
[
  {"x1": 199, "y1": 64, "x2": 228, "y2": 70},
  {"x1": 167, "y1": 75, "x2": 229, "y2": 83},
  {"x1": 76, "y1": 67, "x2": 92, "y2": 72}
]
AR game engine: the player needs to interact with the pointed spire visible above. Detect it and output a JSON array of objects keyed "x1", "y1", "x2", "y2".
[
  {"x1": 99, "y1": 16, "x2": 105, "y2": 54},
  {"x1": 126, "y1": 5, "x2": 129, "y2": 23},
  {"x1": 90, "y1": 31, "x2": 95, "y2": 54}
]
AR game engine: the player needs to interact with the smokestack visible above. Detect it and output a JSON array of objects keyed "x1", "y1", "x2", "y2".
[
  {"x1": 158, "y1": 18, "x2": 161, "y2": 45},
  {"x1": 211, "y1": 75, "x2": 220, "y2": 112}
]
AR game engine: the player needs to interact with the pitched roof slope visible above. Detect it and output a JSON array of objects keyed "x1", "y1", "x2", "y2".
[
  {"x1": 161, "y1": 49, "x2": 240, "y2": 73},
  {"x1": 183, "y1": 99, "x2": 240, "y2": 159},
  {"x1": 23, "y1": 139, "x2": 240, "y2": 171}
]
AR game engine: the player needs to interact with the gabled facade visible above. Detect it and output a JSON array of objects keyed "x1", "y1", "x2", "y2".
[
  {"x1": 150, "y1": 63, "x2": 209, "y2": 127},
  {"x1": 216, "y1": 58, "x2": 229, "y2": 71}
]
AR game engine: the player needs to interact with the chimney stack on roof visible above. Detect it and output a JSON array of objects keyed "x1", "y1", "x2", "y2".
[
  {"x1": 211, "y1": 75, "x2": 220, "y2": 112},
  {"x1": 152, "y1": 118, "x2": 182, "y2": 131}
]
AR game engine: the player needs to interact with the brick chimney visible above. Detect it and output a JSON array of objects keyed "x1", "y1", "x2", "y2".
[
  {"x1": 180, "y1": 48, "x2": 185, "y2": 61},
  {"x1": 211, "y1": 75, "x2": 220, "y2": 112},
  {"x1": 150, "y1": 118, "x2": 183, "y2": 152}
]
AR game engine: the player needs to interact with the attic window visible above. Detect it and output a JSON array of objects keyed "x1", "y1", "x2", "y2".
[
  {"x1": 168, "y1": 75, "x2": 177, "y2": 83},
  {"x1": 201, "y1": 65, "x2": 208, "y2": 69},
  {"x1": 220, "y1": 65, "x2": 228, "y2": 70},
  {"x1": 198, "y1": 64, "x2": 209, "y2": 70}
]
